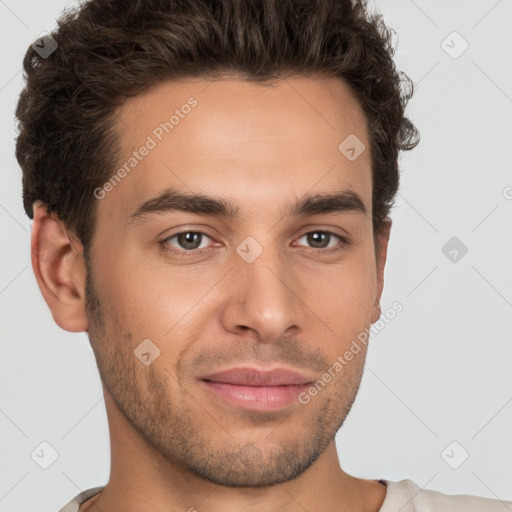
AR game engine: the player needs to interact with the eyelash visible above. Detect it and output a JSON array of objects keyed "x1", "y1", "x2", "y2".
[{"x1": 159, "y1": 230, "x2": 349, "y2": 257}]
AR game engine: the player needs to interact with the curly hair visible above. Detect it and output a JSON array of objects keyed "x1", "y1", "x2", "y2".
[{"x1": 15, "y1": 0, "x2": 419, "y2": 257}]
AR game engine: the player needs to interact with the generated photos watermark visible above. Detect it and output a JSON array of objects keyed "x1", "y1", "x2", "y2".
[
  {"x1": 298, "y1": 301, "x2": 403, "y2": 405},
  {"x1": 93, "y1": 97, "x2": 198, "y2": 200}
]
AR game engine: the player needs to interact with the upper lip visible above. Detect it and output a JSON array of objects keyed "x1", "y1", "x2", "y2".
[{"x1": 200, "y1": 367, "x2": 314, "y2": 386}]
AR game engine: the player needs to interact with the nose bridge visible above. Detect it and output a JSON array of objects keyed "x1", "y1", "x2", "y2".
[{"x1": 223, "y1": 236, "x2": 300, "y2": 340}]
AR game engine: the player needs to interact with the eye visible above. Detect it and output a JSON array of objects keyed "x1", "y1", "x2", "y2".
[
  {"x1": 160, "y1": 229, "x2": 348, "y2": 258},
  {"x1": 295, "y1": 230, "x2": 347, "y2": 251},
  {"x1": 163, "y1": 231, "x2": 213, "y2": 253}
]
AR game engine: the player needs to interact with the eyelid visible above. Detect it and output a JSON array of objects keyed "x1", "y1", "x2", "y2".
[
  {"x1": 160, "y1": 227, "x2": 349, "y2": 257},
  {"x1": 292, "y1": 230, "x2": 348, "y2": 254},
  {"x1": 294, "y1": 230, "x2": 345, "y2": 245},
  {"x1": 160, "y1": 230, "x2": 216, "y2": 256}
]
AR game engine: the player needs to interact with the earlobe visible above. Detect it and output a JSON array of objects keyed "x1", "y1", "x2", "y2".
[
  {"x1": 371, "y1": 299, "x2": 382, "y2": 324},
  {"x1": 371, "y1": 218, "x2": 392, "y2": 324},
  {"x1": 31, "y1": 203, "x2": 89, "y2": 332}
]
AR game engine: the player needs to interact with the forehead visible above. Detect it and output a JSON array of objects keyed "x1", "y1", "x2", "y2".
[{"x1": 99, "y1": 75, "x2": 372, "y2": 222}]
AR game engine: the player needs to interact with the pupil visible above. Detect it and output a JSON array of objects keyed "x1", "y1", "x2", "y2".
[
  {"x1": 179, "y1": 232, "x2": 200, "y2": 249},
  {"x1": 308, "y1": 231, "x2": 328, "y2": 248},
  {"x1": 176, "y1": 232, "x2": 330, "y2": 251}
]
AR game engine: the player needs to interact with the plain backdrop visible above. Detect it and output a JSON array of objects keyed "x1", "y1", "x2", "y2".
[{"x1": 1, "y1": 0, "x2": 511, "y2": 510}]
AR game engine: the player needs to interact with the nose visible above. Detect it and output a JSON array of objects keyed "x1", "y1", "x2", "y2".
[{"x1": 220, "y1": 245, "x2": 301, "y2": 342}]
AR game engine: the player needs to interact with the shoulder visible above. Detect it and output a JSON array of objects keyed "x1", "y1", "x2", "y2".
[
  {"x1": 58, "y1": 486, "x2": 104, "y2": 512},
  {"x1": 379, "y1": 479, "x2": 512, "y2": 512}
]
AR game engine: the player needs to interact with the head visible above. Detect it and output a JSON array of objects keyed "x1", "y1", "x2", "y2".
[{"x1": 16, "y1": 0, "x2": 419, "y2": 488}]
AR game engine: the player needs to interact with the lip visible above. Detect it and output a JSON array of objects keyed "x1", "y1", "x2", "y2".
[
  {"x1": 199, "y1": 366, "x2": 314, "y2": 412},
  {"x1": 200, "y1": 367, "x2": 314, "y2": 386}
]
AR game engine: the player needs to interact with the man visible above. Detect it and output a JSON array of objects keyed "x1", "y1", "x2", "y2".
[{"x1": 14, "y1": 0, "x2": 510, "y2": 510}]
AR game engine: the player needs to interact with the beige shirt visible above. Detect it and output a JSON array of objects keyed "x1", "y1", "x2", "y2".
[{"x1": 59, "y1": 479, "x2": 511, "y2": 511}]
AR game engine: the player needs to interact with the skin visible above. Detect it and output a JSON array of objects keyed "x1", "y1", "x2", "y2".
[{"x1": 31, "y1": 75, "x2": 391, "y2": 512}]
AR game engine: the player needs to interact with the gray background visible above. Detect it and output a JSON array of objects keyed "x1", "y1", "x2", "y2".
[{"x1": 1, "y1": 0, "x2": 511, "y2": 510}]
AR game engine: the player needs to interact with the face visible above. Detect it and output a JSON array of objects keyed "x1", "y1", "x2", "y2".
[{"x1": 84, "y1": 76, "x2": 388, "y2": 487}]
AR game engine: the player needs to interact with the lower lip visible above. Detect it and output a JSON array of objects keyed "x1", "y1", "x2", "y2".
[{"x1": 200, "y1": 380, "x2": 310, "y2": 411}]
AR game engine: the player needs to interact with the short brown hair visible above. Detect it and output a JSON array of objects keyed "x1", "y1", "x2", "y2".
[{"x1": 15, "y1": 0, "x2": 419, "y2": 256}]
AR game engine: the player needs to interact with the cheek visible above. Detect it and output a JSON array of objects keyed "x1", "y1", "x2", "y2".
[
  {"x1": 296, "y1": 258, "x2": 377, "y2": 358},
  {"x1": 92, "y1": 234, "x2": 377, "y2": 346},
  {"x1": 94, "y1": 251, "x2": 220, "y2": 345},
  {"x1": 91, "y1": 250, "x2": 159, "y2": 335},
  {"x1": 302, "y1": 253, "x2": 377, "y2": 316}
]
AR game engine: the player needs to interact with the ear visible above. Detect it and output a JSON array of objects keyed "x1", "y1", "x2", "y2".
[
  {"x1": 31, "y1": 203, "x2": 89, "y2": 332},
  {"x1": 370, "y1": 217, "x2": 391, "y2": 324}
]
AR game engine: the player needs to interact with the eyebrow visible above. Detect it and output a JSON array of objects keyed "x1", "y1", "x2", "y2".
[{"x1": 128, "y1": 187, "x2": 367, "y2": 222}]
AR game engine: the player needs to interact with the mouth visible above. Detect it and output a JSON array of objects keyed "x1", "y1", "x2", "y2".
[{"x1": 199, "y1": 366, "x2": 314, "y2": 412}]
